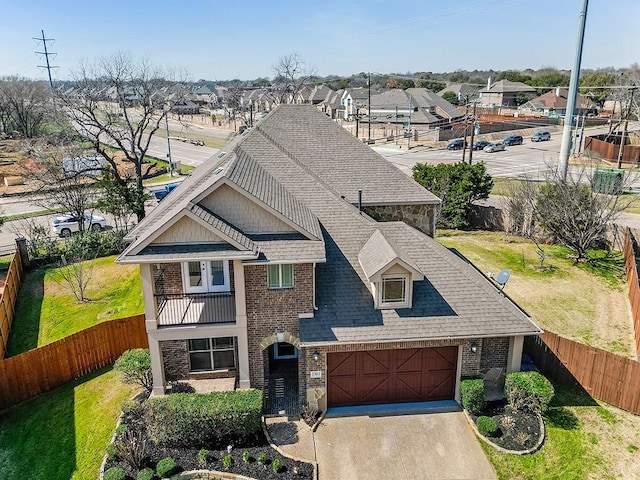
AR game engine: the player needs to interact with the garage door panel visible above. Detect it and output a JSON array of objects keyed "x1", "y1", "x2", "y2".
[{"x1": 328, "y1": 346, "x2": 458, "y2": 408}]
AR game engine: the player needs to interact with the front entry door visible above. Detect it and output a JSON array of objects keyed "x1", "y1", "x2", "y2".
[{"x1": 182, "y1": 261, "x2": 230, "y2": 293}]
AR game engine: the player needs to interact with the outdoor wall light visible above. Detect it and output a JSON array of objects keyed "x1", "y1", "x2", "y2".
[
  {"x1": 313, "y1": 351, "x2": 320, "y2": 362},
  {"x1": 470, "y1": 342, "x2": 478, "y2": 354}
]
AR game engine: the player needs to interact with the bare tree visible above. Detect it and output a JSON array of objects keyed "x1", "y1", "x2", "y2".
[
  {"x1": 504, "y1": 162, "x2": 638, "y2": 261},
  {"x1": 19, "y1": 141, "x2": 97, "y2": 233},
  {"x1": 271, "y1": 53, "x2": 314, "y2": 104},
  {"x1": 0, "y1": 76, "x2": 52, "y2": 138},
  {"x1": 55, "y1": 239, "x2": 97, "y2": 302},
  {"x1": 58, "y1": 53, "x2": 185, "y2": 222}
]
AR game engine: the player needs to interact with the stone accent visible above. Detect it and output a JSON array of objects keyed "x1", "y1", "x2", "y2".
[
  {"x1": 160, "y1": 339, "x2": 190, "y2": 380},
  {"x1": 480, "y1": 337, "x2": 510, "y2": 373},
  {"x1": 153, "y1": 263, "x2": 183, "y2": 294},
  {"x1": 245, "y1": 263, "x2": 314, "y2": 389},
  {"x1": 362, "y1": 204, "x2": 436, "y2": 237}
]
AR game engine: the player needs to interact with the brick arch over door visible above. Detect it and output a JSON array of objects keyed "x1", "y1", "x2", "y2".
[{"x1": 259, "y1": 331, "x2": 301, "y2": 351}]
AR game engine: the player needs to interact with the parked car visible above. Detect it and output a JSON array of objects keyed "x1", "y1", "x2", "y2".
[
  {"x1": 503, "y1": 135, "x2": 523, "y2": 146},
  {"x1": 152, "y1": 182, "x2": 180, "y2": 201},
  {"x1": 446, "y1": 139, "x2": 466, "y2": 150},
  {"x1": 472, "y1": 140, "x2": 490, "y2": 151},
  {"x1": 52, "y1": 214, "x2": 107, "y2": 237},
  {"x1": 531, "y1": 131, "x2": 551, "y2": 142},
  {"x1": 484, "y1": 142, "x2": 506, "y2": 153}
]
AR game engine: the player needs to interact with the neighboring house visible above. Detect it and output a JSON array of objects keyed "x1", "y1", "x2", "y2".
[
  {"x1": 341, "y1": 87, "x2": 370, "y2": 119},
  {"x1": 117, "y1": 105, "x2": 541, "y2": 413},
  {"x1": 478, "y1": 79, "x2": 536, "y2": 107},
  {"x1": 192, "y1": 85, "x2": 218, "y2": 108},
  {"x1": 306, "y1": 85, "x2": 332, "y2": 105},
  {"x1": 318, "y1": 89, "x2": 344, "y2": 119},
  {"x1": 171, "y1": 98, "x2": 200, "y2": 115},
  {"x1": 366, "y1": 88, "x2": 465, "y2": 128},
  {"x1": 520, "y1": 87, "x2": 598, "y2": 117},
  {"x1": 438, "y1": 83, "x2": 479, "y2": 102}
]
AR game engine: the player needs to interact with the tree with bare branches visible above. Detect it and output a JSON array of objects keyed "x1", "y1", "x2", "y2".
[
  {"x1": 0, "y1": 76, "x2": 53, "y2": 138},
  {"x1": 58, "y1": 53, "x2": 185, "y2": 222},
  {"x1": 271, "y1": 53, "x2": 314, "y2": 104}
]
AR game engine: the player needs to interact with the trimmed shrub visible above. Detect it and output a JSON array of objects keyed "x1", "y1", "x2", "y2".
[
  {"x1": 272, "y1": 458, "x2": 282, "y2": 473},
  {"x1": 144, "y1": 390, "x2": 263, "y2": 447},
  {"x1": 197, "y1": 448, "x2": 210, "y2": 466},
  {"x1": 137, "y1": 468, "x2": 155, "y2": 480},
  {"x1": 242, "y1": 451, "x2": 251, "y2": 463},
  {"x1": 460, "y1": 379, "x2": 485, "y2": 415},
  {"x1": 104, "y1": 467, "x2": 126, "y2": 480},
  {"x1": 257, "y1": 453, "x2": 267, "y2": 464},
  {"x1": 156, "y1": 457, "x2": 176, "y2": 478},
  {"x1": 223, "y1": 454, "x2": 233, "y2": 469},
  {"x1": 114, "y1": 349, "x2": 153, "y2": 393},
  {"x1": 476, "y1": 416, "x2": 499, "y2": 437},
  {"x1": 505, "y1": 371, "x2": 554, "y2": 414}
]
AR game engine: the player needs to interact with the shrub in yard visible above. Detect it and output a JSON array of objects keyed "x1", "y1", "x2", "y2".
[
  {"x1": 257, "y1": 453, "x2": 267, "y2": 464},
  {"x1": 476, "y1": 416, "x2": 499, "y2": 437},
  {"x1": 104, "y1": 467, "x2": 126, "y2": 480},
  {"x1": 197, "y1": 448, "x2": 210, "y2": 467},
  {"x1": 243, "y1": 451, "x2": 251, "y2": 463},
  {"x1": 114, "y1": 349, "x2": 153, "y2": 393},
  {"x1": 460, "y1": 379, "x2": 485, "y2": 415},
  {"x1": 505, "y1": 371, "x2": 554, "y2": 414},
  {"x1": 137, "y1": 468, "x2": 155, "y2": 480},
  {"x1": 223, "y1": 454, "x2": 233, "y2": 469},
  {"x1": 272, "y1": 458, "x2": 282, "y2": 473},
  {"x1": 156, "y1": 457, "x2": 176, "y2": 478},
  {"x1": 112, "y1": 429, "x2": 148, "y2": 470},
  {"x1": 143, "y1": 389, "x2": 263, "y2": 447}
]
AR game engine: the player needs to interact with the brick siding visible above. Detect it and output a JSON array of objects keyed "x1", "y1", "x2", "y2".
[
  {"x1": 480, "y1": 337, "x2": 510, "y2": 373},
  {"x1": 245, "y1": 263, "x2": 314, "y2": 388},
  {"x1": 153, "y1": 263, "x2": 183, "y2": 294},
  {"x1": 160, "y1": 338, "x2": 238, "y2": 381}
]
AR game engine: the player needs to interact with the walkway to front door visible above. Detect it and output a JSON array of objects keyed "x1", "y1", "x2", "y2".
[{"x1": 263, "y1": 359, "x2": 299, "y2": 415}]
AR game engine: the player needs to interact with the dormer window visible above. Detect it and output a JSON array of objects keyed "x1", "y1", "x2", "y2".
[{"x1": 381, "y1": 275, "x2": 407, "y2": 304}]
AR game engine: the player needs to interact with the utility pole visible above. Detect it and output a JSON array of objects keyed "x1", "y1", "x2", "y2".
[
  {"x1": 367, "y1": 72, "x2": 371, "y2": 142},
  {"x1": 165, "y1": 111, "x2": 174, "y2": 176},
  {"x1": 34, "y1": 29, "x2": 58, "y2": 114},
  {"x1": 395, "y1": 106, "x2": 399, "y2": 144},
  {"x1": 462, "y1": 100, "x2": 470, "y2": 163},
  {"x1": 559, "y1": 0, "x2": 589, "y2": 181},
  {"x1": 468, "y1": 102, "x2": 477, "y2": 165},
  {"x1": 616, "y1": 86, "x2": 635, "y2": 168},
  {"x1": 407, "y1": 94, "x2": 412, "y2": 150}
]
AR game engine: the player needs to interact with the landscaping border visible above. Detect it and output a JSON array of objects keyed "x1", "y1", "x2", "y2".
[
  {"x1": 262, "y1": 418, "x2": 318, "y2": 480},
  {"x1": 463, "y1": 409, "x2": 545, "y2": 455}
]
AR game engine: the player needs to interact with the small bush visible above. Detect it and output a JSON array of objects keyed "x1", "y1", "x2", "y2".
[
  {"x1": 243, "y1": 451, "x2": 251, "y2": 463},
  {"x1": 156, "y1": 457, "x2": 176, "y2": 478},
  {"x1": 114, "y1": 349, "x2": 153, "y2": 393},
  {"x1": 104, "y1": 467, "x2": 126, "y2": 480},
  {"x1": 115, "y1": 423, "x2": 128, "y2": 436},
  {"x1": 197, "y1": 448, "x2": 210, "y2": 466},
  {"x1": 144, "y1": 390, "x2": 263, "y2": 447},
  {"x1": 257, "y1": 453, "x2": 267, "y2": 464},
  {"x1": 223, "y1": 454, "x2": 233, "y2": 469},
  {"x1": 476, "y1": 416, "x2": 499, "y2": 437},
  {"x1": 137, "y1": 468, "x2": 155, "y2": 480},
  {"x1": 272, "y1": 458, "x2": 282, "y2": 473},
  {"x1": 505, "y1": 371, "x2": 554, "y2": 414},
  {"x1": 112, "y1": 429, "x2": 148, "y2": 470},
  {"x1": 460, "y1": 379, "x2": 485, "y2": 415}
]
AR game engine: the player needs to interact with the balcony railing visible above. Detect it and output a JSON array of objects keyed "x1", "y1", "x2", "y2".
[{"x1": 155, "y1": 292, "x2": 236, "y2": 326}]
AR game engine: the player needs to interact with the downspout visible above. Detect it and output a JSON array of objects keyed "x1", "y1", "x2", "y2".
[{"x1": 313, "y1": 262, "x2": 318, "y2": 310}]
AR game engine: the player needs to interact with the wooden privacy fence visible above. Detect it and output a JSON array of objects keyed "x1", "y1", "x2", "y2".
[
  {"x1": 0, "y1": 314, "x2": 147, "y2": 411},
  {"x1": 623, "y1": 227, "x2": 640, "y2": 356},
  {"x1": 0, "y1": 249, "x2": 23, "y2": 360},
  {"x1": 525, "y1": 331, "x2": 640, "y2": 415}
]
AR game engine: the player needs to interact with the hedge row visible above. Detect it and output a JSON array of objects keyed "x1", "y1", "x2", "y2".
[{"x1": 144, "y1": 390, "x2": 263, "y2": 447}]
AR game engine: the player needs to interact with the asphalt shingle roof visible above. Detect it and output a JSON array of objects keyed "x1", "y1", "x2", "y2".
[{"x1": 358, "y1": 229, "x2": 422, "y2": 280}]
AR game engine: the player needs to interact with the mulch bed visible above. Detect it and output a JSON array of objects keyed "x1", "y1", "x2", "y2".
[
  {"x1": 471, "y1": 401, "x2": 542, "y2": 452},
  {"x1": 104, "y1": 409, "x2": 313, "y2": 480}
]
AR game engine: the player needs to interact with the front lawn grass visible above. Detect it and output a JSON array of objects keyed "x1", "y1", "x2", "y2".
[
  {"x1": 436, "y1": 230, "x2": 634, "y2": 356},
  {"x1": 482, "y1": 385, "x2": 640, "y2": 480},
  {"x1": 7, "y1": 255, "x2": 143, "y2": 355},
  {"x1": 0, "y1": 367, "x2": 135, "y2": 480}
]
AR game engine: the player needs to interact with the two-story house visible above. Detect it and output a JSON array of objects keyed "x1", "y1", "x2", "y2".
[{"x1": 117, "y1": 105, "x2": 541, "y2": 413}]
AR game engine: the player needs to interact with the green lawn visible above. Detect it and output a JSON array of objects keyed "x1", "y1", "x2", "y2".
[
  {"x1": 7, "y1": 255, "x2": 143, "y2": 355},
  {"x1": 436, "y1": 230, "x2": 634, "y2": 356},
  {"x1": 0, "y1": 367, "x2": 135, "y2": 480},
  {"x1": 483, "y1": 385, "x2": 640, "y2": 480}
]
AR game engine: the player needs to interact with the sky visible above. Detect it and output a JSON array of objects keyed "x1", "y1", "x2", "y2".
[{"x1": 1, "y1": 0, "x2": 638, "y2": 82}]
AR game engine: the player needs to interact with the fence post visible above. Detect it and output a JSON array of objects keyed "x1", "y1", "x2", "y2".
[{"x1": 15, "y1": 237, "x2": 30, "y2": 270}]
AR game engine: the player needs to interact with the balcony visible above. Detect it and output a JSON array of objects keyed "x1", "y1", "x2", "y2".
[{"x1": 155, "y1": 292, "x2": 236, "y2": 326}]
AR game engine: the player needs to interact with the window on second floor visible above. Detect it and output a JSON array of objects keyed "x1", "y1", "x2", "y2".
[{"x1": 267, "y1": 264, "x2": 294, "y2": 289}]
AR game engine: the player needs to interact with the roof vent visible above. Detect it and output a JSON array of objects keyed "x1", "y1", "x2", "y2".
[
  {"x1": 213, "y1": 166, "x2": 224, "y2": 175},
  {"x1": 217, "y1": 151, "x2": 226, "y2": 158}
]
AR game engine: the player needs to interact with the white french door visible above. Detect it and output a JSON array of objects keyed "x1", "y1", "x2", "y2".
[{"x1": 182, "y1": 260, "x2": 230, "y2": 293}]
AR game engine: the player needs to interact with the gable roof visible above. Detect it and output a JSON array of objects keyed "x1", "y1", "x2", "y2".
[
  {"x1": 358, "y1": 229, "x2": 424, "y2": 281},
  {"x1": 526, "y1": 88, "x2": 598, "y2": 110},
  {"x1": 479, "y1": 79, "x2": 536, "y2": 94},
  {"x1": 369, "y1": 88, "x2": 464, "y2": 124}
]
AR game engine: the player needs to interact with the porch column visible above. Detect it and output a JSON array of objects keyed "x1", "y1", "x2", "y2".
[
  {"x1": 234, "y1": 259, "x2": 250, "y2": 388},
  {"x1": 140, "y1": 263, "x2": 158, "y2": 331},
  {"x1": 148, "y1": 334, "x2": 166, "y2": 396},
  {"x1": 507, "y1": 335, "x2": 524, "y2": 373}
]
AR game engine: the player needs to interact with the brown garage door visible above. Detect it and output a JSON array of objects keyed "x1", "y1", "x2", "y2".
[{"x1": 327, "y1": 346, "x2": 457, "y2": 407}]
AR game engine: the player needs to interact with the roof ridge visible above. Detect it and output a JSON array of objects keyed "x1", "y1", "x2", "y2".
[{"x1": 188, "y1": 201, "x2": 258, "y2": 254}]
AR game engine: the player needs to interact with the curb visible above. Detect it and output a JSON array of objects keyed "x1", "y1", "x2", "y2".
[
  {"x1": 463, "y1": 409, "x2": 546, "y2": 455},
  {"x1": 262, "y1": 417, "x2": 319, "y2": 480}
]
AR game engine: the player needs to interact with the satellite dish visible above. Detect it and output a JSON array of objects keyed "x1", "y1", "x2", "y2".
[{"x1": 495, "y1": 269, "x2": 511, "y2": 288}]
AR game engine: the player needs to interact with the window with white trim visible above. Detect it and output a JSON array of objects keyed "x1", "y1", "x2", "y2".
[
  {"x1": 188, "y1": 337, "x2": 236, "y2": 372},
  {"x1": 182, "y1": 260, "x2": 230, "y2": 293},
  {"x1": 381, "y1": 276, "x2": 407, "y2": 304},
  {"x1": 267, "y1": 264, "x2": 294, "y2": 289}
]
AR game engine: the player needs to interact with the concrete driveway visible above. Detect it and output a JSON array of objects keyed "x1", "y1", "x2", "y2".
[{"x1": 313, "y1": 411, "x2": 496, "y2": 480}]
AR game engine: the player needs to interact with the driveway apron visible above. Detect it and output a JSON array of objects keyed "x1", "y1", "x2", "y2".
[{"x1": 313, "y1": 411, "x2": 497, "y2": 480}]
